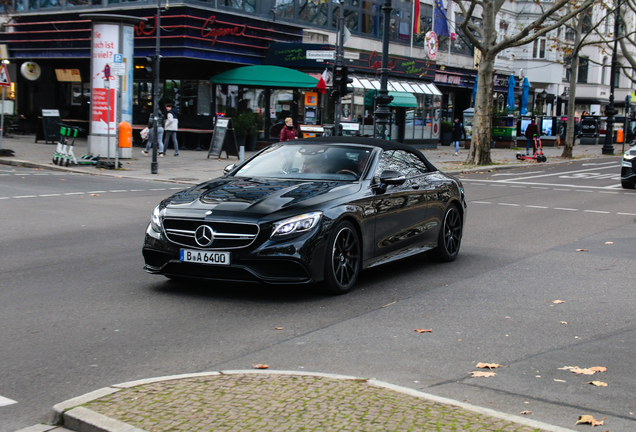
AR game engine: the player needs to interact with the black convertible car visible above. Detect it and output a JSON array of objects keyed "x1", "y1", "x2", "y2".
[{"x1": 143, "y1": 137, "x2": 466, "y2": 294}]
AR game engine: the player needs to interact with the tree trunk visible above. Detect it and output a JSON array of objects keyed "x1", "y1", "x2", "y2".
[{"x1": 561, "y1": 8, "x2": 586, "y2": 159}]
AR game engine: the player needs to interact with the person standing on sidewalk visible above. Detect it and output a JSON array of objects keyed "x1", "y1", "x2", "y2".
[
  {"x1": 451, "y1": 118, "x2": 466, "y2": 156},
  {"x1": 163, "y1": 103, "x2": 179, "y2": 156},
  {"x1": 280, "y1": 117, "x2": 298, "y2": 142},
  {"x1": 143, "y1": 110, "x2": 165, "y2": 157},
  {"x1": 525, "y1": 117, "x2": 539, "y2": 155}
]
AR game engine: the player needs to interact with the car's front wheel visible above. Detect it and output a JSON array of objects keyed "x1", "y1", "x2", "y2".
[
  {"x1": 429, "y1": 204, "x2": 462, "y2": 262},
  {"x1": 621, "y1": 179, "x2": 636, "y2": 189},
  {"x1": 324, "y1": 220, "x2": 361, "y2": 295}
]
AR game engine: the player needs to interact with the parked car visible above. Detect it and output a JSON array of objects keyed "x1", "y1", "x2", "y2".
[
  {"x1": 142, "y1": 137, "x2": 467, "y2": 294},
  {"x1": 621, "y1": 142, "x2": 636, "y2": 189}
]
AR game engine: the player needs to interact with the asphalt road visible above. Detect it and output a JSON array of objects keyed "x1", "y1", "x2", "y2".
[{"x1": 0, "y1": 159, "x2": 634, "y2": 431}]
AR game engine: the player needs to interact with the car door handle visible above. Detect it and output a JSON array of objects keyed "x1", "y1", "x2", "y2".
[{"x1": 411, "y1": 183, "x2": 420, "y2": 190}]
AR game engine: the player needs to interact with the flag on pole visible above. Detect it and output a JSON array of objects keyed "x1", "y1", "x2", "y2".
[
  {"x1": 434, "y1": 0, "x2": 450, "y2": 37},
  {"x1": 413, "y1": 0, "x2": 421, "y2": 35}
]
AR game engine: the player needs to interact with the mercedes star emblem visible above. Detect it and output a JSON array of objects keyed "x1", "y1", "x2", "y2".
[{"x1": 194, "y1": 225, "x2": 215, "y2": 247}]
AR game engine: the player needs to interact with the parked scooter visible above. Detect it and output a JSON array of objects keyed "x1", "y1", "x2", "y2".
[{"x1": 516, "y1": 135, "x2": 547, "y2": 163}]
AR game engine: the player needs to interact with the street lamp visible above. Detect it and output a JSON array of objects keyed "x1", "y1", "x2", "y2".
[
  {"x1": 602, "y1": 0, "x2": 621, "y2": 155},
  {"x1": 374, "y1": 0, "x2": 394, "y2": 139}
]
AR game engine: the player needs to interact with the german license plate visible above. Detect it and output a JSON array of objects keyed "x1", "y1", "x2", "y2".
[{"x1": 180, "y1": 249, "x2": 230, "y2": 265}]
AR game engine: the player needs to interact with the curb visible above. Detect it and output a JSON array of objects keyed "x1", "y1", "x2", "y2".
[{"x1": 48, "y1": 370, "x2": 576, "y2": 432}]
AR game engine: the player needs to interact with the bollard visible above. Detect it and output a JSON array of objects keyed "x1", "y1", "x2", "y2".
[{"x1": 118, "y1": 121, "x2": 132, "y2": 148}]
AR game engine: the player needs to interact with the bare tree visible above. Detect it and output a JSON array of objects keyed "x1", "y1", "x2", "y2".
[{"x1": 453, "y1": 0, "x2": 595, "y2": 165}]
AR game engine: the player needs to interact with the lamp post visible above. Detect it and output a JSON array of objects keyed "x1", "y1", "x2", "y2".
[
  {"x1": 602, "y1": 0, "x2": 621, "y2": 155},
  {"x1": 150, "y1": 0, "x2": 162, "y2": 174},
  {"x1": 374, "y1": 0, "x2": 394, "y2": 139}
]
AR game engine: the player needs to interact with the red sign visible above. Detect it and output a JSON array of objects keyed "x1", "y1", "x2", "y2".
[
  {"x1": 0, "y1": 63, "x2": 11, "y2": 87},
  {"x1": 368, "y1": 51, "x2": 397, "y2": 72},
  {"x1": 135, "y1": 14, "x2": 247, "y2": 46}
]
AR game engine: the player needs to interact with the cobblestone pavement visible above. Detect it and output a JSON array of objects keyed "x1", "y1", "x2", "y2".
[{"x1": 82, "y1": 373, "x2": 548, "y2": 432}]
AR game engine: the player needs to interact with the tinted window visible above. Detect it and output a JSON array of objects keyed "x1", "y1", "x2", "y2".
[{"x1": 374, "y1": 149, "x2": 428, "y2": 181}]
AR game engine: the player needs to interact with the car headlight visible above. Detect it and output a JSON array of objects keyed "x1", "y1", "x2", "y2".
[
  {"x1": 150, "y1": 205, "x2": 163, "y2": 233},
  {"x1": 271, "y1": 212, "x2": 322, "y2": 239},
  {"x1": 624, "y1": 153, "x2": 636, "y2": 160}
]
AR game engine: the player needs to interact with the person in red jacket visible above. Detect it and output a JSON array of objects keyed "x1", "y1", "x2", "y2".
[
  {"x1": 280, "y1": 117, "x2": 298, "y2": 142},
  {"x1": 524, "y1": 117, "x2": 539, "y2": 155}
]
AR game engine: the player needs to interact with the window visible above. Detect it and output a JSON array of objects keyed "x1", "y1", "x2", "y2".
[
  {"x1": 452, "y1": 14, "x2": 481, "y2": 56},
  {"x1": 565, "y1": 28, "x2": 575, "y2": 41},
  {"x1": 578, "y1": 57, "x2": 589, "y2": 83},
  {"x1": 533, "y1": 38, "x2": 546, "y2": 59},
  {"x1": 299, "y1": 0, "x2": 328, "y2": 26},
  {"x1": 273, "y1": 0, "x2": 294, "y2": 20},
  {"x1": 581, "y1": 8, "x2": 593, "y2": 34},
  {"x1": 374, "y1": 150, "x2": 428, "y2": 182},
  {"x1": 220, "y1": 0, "x2": 255, "y2": 12}
]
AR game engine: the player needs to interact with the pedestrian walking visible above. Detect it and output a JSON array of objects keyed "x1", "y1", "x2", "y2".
[
  {"x1": 280, "y1": 117, "x2": 298, "y2": 142},
  {"x1": 142, "y1": 111, "x2": 165, "y2": 157},
  {"x1": 451, "y1": 118, "x2": 466, "y2": 156},
  {"x1": 524, "y1": 117, "x2": 539, "y2": 155},
  {"x1": 164, "y1": 103, "x2": 179, "y2": 156}
]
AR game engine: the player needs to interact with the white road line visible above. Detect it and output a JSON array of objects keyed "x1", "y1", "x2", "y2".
[
  {"x1": 39, "y1": 194, "x2": 61, "y2": 197},
  {"x1": 582, "y1": 161, "x2": 617, "y2": 166},
  {"x1": 470, "y1": 183, "x2": 486, "y2": 186},
  {"x1": 498, "y1": 203, "x2": 520, "y2": 206},
  {"x1": 108, "y1": 190, "x2": 128, "y2": 193},
  {"x1": 87, "y1": 191, "x2": 107, "y2": 194},
  {"x1": 598, "y1": 191, "x2": 619, "y2": 194},
  {"x1": 490, "y1": 184, "x2": 507, "y2": 187},
  {"x1": 169, "y1": 187, "x2": 184, "y2": 190},
  {"x1": 531, "y1": 186, "x2": 549, "y2": 189},
  {"x1": 129, "y1": 189, "x2": 145, "y2": 192},
  {"x1": 495, "y1": 164, "x2": 620, "y2": 181},
  {"x1": 554, "y1": 208, "x2": 578, "y2": 211},
  {"x1": 575, "y1": 190, "x2": 594, "y2": 193},
  {"x1": 509, "y1": 185, "x2": 526, "y2": 188},
  {"x1": 150, "y1": 188, "x2": 167, "y2": 191},
  {"x1": 14, "y1": 195, "x2": 37, "y2": 198},
  {"x1": 617, "y1": 212, "x2": 636, "y2": 216},
  {"x1": 64, "y1": 192, "x2": 85, "y2": 195},
  {"x1": 525, "y1": 205, "x2": 548, "y2": 209},
  {"x1": 553, "y1": 188, "x2": 570, "y2": 191},
  {"x1": 0, "y1": 395, "x2": 17, "y2": 407},
  {"x1": 584, "y1": 210, "x2": 610, "y2": 214},
  {"x1": 472, "y1": 201, "x2": 492, "y2": 204},
  {"x1": 0, "y1": 197, "x2": 10, "y2": 200}
]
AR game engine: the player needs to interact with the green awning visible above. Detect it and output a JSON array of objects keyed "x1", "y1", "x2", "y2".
[
  {"x1": 210, "y1": 65, "x2": 318, "y2": 88},
  {"x1": 364, "y1": 90, "x2": 418, "y2": 107}
]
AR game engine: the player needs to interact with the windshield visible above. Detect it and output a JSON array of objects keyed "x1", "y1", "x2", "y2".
[{"x1": 234, "y1": 144, "x2": 373, "y2": 180}]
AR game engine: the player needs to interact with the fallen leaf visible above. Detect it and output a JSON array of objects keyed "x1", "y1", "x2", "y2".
[
  {"x1": 89, "y1": 194, "x2": 99, "y2": 197},
  {"x1": 554, "y1": 379, "x2": 566, "y2": 382},
  {"x1": 414, "y1": 328, "x2": 432, "y2": 333},
  {"x1": 382, "y1": 301, "x2": 396, "y2": 308},
  {"x1": 470, "y1": 371, "x2": 496, "y2": 377},
  {"x1": 476, "y1": 362, "x2": 502, "y2": 369},
  {"x1": 605, "y1": 242, "x2": 614, "y2": 244},
  {"x1": 520, "y1": 410, "x2": 532, "y2": 415},
  {"x1": 560, "y1": 321, "x2": 568, "y2": 325},
  {"x1": 552, "y1": 300, "x2": 565, "y2": 304},
  {"x1": 252, "y1": 364, "x2": 268, "y2": 369},
  {"x1": 590, "y1": 366, "x2": 607, "y2": 373},
  {"x1": 571, "y1": 367, "x2": 597, "y2": 375},
  {"x1": 576, "y1": 249, "x2": 589, "y2": 252},
  {"x1": 274, "y1": 327, "x2": 283, "y2": 330},
  {"x1": 575, "y1": 415, "x2": 605, "y2": 426},
  {"x1": 587, "y1": 381, "x2": 608, "y2": 387}
]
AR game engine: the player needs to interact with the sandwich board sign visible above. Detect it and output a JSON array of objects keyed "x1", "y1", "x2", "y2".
[{"x1": 207, "y1": 118, "x2": 239, "y2": 159}]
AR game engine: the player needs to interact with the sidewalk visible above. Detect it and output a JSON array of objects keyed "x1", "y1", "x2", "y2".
[
  {"x1": 4, "y1": 134, "x2": 608, "y2": 432},
  {"x1": 0, "y1": 134, "x2": 623, "y2": 185}
]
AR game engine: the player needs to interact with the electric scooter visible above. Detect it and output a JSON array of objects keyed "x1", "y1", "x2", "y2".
[
  {"x1": 53, "y1": 124, "x2": 98, "y2": 166},
  {"x1": 516, "y1": 135, "x2": 547, "y2": 163}
]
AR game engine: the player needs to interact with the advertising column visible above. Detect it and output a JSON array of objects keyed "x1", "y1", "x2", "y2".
[{"x1": 83, "y1": 14, "x2": 143, "y2": 159}]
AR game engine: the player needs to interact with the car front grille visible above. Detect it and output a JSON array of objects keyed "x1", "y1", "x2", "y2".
[{"x1": 163, "y1": 218, "x2": 259, "y2": 250}]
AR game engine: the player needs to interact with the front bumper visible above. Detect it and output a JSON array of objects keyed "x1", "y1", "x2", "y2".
[
  {"x1": 142, "y1": 224, "x2": 327, "y2": 284},
  {"x1": 621, "y1": 157, "x2": 636, "y2": 182}
]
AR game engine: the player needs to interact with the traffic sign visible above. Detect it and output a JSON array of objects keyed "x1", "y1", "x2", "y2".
[
  {"x1": 104, "y1": 64, "x2": 111, "y2": 79},
  {"x1": 307, "y1": 50, "x2": 335, "y2": 60},
  {"x1": 113, "y1": 53, "x2": 123, "y2": 63},
  {"x1": 0, "y1": 63, "x2": 11, "y2": 87},
  {"x1": 110, "y1": 62, "x2": 126, "y2": 75}
]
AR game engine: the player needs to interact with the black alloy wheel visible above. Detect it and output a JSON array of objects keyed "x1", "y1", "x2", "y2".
[
  {"x1": 324, "y1": 221, "x2": 361, "y2": 295},
  {"x1": 429, "y1": 204, "x2": 462, "y2": 262}
]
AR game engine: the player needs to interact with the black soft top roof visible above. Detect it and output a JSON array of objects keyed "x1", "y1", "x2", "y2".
[{"x1": 291, "y1": 136, "x2": 438, "y2": 172}]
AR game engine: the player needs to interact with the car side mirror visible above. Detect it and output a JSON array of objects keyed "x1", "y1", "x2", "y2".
[
  {"x1": 379, "y1": 170, "x2": 406, "y2": 185},
  {"x1": 223, "y1": 164, "x2": 236, "y2": 175}
]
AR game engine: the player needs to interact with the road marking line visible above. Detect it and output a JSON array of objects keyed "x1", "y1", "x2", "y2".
[
  {"x1": 584, "y1": 210, "x2": 610, "y2": 214},
  {"x1": 617, "y1": 212, "x2": 636, "y2": 216},
  {"x1": 598, "y1": 191, "x2": 619, "y2": 194},
  {"x1": 13, "y1": 195, "x2": 37, "y2": 198},
  {"x1": 470, "y1": 183, "x2": 486, "y2": 185},
  {"x1": 471, "y1": 201, "x2": 492, "y2": 204},
  {"x1": 87, "y1": 191, "x2": 107, "y2": 194},
  {"x1": 129, "y1": 189, "x2": 145, "y2": 192},
  {"x1": 554, "y1": 208, "x2": 578, "y2": 211},
  {"x1": 150, "y1": 188, "x2": 167, "y2": 191},
  {"x1": 495, "y1": 164, "x2": 620, "y2": 181},
  {"x1": 575, "y1": 190, "x2": 594, "y2": 193},
  {"x1": 553, "y1": 188, "x2": 570, "y2": 191},
  {"x1": 108, "y1": 190, "x2": 127, "y2": 193},
  {"x1": 582, "y1": 161, "x2": 617, "y2": 166},
  {"x1": 509, "y1": 185, "x2": 526, "y2": 188},
  {"x1": 39, "y1": 194, "x2": 62, "y2": 197},
  {"x1": 531, "y1": 186, "x2": 549, "y2": 189},
  {"x1": 0, "y1": 395, "x2": 17, "y2": 406},
  {"x1": 490, "y1": 184, "x2": 507, "y2": 187},
  {"x1": 0, "y1": 197, "x2": 9, "y2": 200},
  {"x1": 498, "y1": 203, "x2": 520, "y2": 206},
  {"x1": 64, "y1": 192, "x2": 85, "y2": 195},
  {"x1": 525, "y1": 205, "x2": 548, "y2": 209}
]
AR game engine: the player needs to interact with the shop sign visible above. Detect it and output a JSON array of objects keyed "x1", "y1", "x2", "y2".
[
  {"x1": 307, "y1": 50, "x2": 335, "y2": 60},
  {"x1": 305, "y1": 92, "x2": 318, "y2": 106},
  {"x1": 435, "y1": 73, "x2": 461, "y2": 85},
  {"x1": 135, "y1": 15, "x2": 247, "y2": 46},
  {"x1": 425, "y1": 32, "x2": 438, "y2": 60}
]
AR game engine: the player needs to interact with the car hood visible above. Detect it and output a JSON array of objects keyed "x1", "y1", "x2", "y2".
[{"x1": 164, "y1": 177, "x2": 361, "y2": 217}]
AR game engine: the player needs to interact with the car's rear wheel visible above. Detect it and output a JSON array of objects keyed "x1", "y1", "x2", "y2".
[
  {"x1": 429, "y1": 204, "x2": 462, "y2": 262},
  {"x1": 324, "y1": 221, "x2": 361, "y2": 295},
  {"x1": 621, "y1": 179, "x2": 636, "y2": 189}
]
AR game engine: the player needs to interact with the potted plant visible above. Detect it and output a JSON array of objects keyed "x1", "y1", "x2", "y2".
[
  {"x1": 245, "y1": 111, "x2": 262, "y2": 151},
  {"x1": 232, "y1": 112, "x2": 252, "y2": 148},
  {"x1": 441, "y1": 121, "x2": 452, "y2": 146}
]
